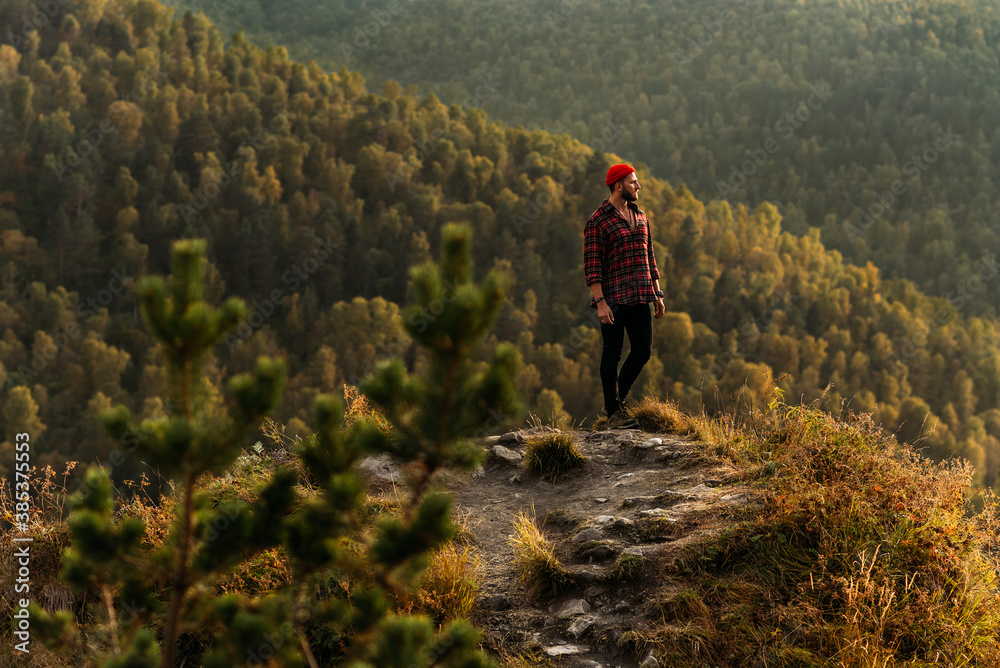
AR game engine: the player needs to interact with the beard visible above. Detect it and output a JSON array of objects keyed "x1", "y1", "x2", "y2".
[{"x1": 623, "y1": 189, "x2": 638, "y2": 202}]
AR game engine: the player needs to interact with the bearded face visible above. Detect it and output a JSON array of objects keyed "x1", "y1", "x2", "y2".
[{"x1": 620, "y1": 174, "x2": 640, "y2": 201}]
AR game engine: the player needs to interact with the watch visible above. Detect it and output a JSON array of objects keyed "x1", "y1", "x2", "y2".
[{"x1": 654, "y1": 290, "x2": 664, "y2": 298}]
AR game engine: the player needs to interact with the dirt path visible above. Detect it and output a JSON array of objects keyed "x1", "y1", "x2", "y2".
[{"x1": 453, "y1": 426, "x2": 750, "y2": 667}]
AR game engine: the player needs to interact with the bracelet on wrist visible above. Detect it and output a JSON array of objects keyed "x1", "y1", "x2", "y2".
[{"x1": 594, "y1": 296, "x2": 605, "y2": 304}]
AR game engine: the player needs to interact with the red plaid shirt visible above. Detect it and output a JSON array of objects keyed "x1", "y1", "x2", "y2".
[{"x1": 584, "y1": 199, "x2": 660, "y2": 307}]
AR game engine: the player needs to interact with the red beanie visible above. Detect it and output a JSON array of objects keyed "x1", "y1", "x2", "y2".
[{"x1": 605, "y1": 163, "x2": 635, "y2": 186}]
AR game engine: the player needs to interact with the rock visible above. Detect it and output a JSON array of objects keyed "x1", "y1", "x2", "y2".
[
  {"x1": 622, "y1": 495, "x2": 653, "y2": 507},
  {"x1": 654, "y1": 446, "x2": 679, "y2": 458},
  {"x1": 594, "y1": 497, "x2": 609, "y2": 503},
  {"x1": 636, "y1": 437, "x2": 663, "y2": 449},
  {"x1": 593, "y1": 515, "x2": 616, "y2": 526},
  {"x1": 572, "y1": 528, "x2": 604, "y2": 543},
  {"x1": 640, "y1": 650, "x2": 660, "y2": 667},
  {"x1": 549, "y1": 599, "x2": 592, "y2": 618},
  {"x1": 482, "y1": 435, "x2": 502, "y2": 445},
  {"x1": 611, "y1": 517, "x2": 634, "y2": 529},
  {"x1": 639, "y1": 508, "x2": 676, "y2": 518},
  {"x1": 492, "y1": 445, "x2": 522, "y2": 465},
  {"x1": 577, "y1": 661, "x2": 604, "y2": 668},
  {"x1": 584, "y1": 585, "x2": 607, "y2": 598},
  {"x1": 543, "y1": 644, "x2": 589, "y2": 657},
  {"x1": 690, "y1": 484, "x2": 716, "y2": 494},
  {"x1": 622, "y1": 546, "x2": 644, "y2": 557},
  {"x1": 508, "y1": 473, "x2": 522, "y2": 484},
  {"x1": 722, "y1": 492, "x2": 750, "y2": 505},
  {"x1": 497, "y1": 431, "x2": 526, "y2": 445},
  {"x1": 618, "y1": 472, "x2": 635, "y2": 479},
  {"x1": 567, "y1": 615, "x2": 596, "y2": 639},
  {"x1": 582, "y1": 543, "x2": 619, "y2": 560},
  {"x1": 614, "y1": 601, "x2": 630, "y2": 613},
  {"x1": 358, "y1": 454, "x2": 402, "y2": 482},
  {"x1": 480, "y1": 594, "x2": 511, "y2": 610}
]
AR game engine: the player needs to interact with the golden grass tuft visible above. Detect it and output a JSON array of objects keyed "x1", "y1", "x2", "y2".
[
  {"x1": 521, "y1": 432, "x2": 586, "y2": 482},
  {"x1": 629, "y1": 395, "x2": 704, "y2": 438},
  {"x1": 509, "y1": 510, "x2": 572, "y2": 599},
  {"x1": 415, "y1": 542, "x2": 482, "y2": 623}
]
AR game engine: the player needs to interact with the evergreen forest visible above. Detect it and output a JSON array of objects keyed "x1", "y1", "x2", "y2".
[
  {"x1": 2, "y1": 0, "x2": 1000, "y2": 496},
  {"x1": 160, "y1": 0, "x2": 1000, "y2": 312}
]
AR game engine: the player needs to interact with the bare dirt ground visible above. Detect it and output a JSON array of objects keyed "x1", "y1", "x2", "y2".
[{"x1": 453, "y1": 425, "x2": 752, "y2": 668}]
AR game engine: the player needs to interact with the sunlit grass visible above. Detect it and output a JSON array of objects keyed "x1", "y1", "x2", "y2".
[
  {"x1": 522, "y1": 433, "x2": 586, "y2": 482},
  {"x1": 509, "y1": 509, "x2": 572, "y2": 600}
]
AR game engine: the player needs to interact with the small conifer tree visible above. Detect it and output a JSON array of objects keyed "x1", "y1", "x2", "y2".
[{"x1": 31, "y1": 226, "x2": 520, "y2": 667}]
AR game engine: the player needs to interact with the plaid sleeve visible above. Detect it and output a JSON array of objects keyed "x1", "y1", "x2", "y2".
[
  {"x1": 646, "y1": 219, "x2": 659, "y2": 280},
  {"x1": 584, "y1": 216, "x2": 604, "y2": 286}
]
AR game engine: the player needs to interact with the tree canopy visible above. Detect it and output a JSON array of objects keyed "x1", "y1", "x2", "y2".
[{"x1": 1, "y1": 0, "x2": 1000, "y2": 492}]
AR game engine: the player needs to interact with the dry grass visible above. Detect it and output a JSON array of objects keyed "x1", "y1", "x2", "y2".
[
  {"x1": 415, "y1": 542, "x2": 482, "y2": 623},
  {"x1": 343, "y1": 383, "x2": 392, "y2": 431},
  {"x1": 645, "y1": 399, "x2": 1000, "y2": 666},
  {"x1": 496, "y1": 649, "x2": 557, "y2": 667},
  {"x1": 629, "y1": 395, "x2": 704, "y2": 438},
  {"x1": 0, "y1": 463, "x2": 82, "y2": 608},
  {"x1": 509, "y1": 509, "x2": 572, "y2": 599},
  {"x1": 521, "y1": 432, "x2": 586, "y2": 482},
  {"x1": 217, "y1": 546, "x2": 293, "y2": 596}
]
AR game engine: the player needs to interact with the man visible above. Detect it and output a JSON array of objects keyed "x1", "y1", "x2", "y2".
[{"x1": 584, "y1": 164, "x2": 665, "y2": 429}]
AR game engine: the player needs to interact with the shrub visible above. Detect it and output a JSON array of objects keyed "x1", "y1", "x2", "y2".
[{"x1": 522, "y1": 433, "x2": 586, "y2": 481}]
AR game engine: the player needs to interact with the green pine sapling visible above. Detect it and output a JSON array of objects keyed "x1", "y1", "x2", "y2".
[{"x1": 30, "y1": 226, "x2": 520, "y2": 668}]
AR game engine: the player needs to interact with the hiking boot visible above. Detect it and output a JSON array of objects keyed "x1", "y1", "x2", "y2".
[
  {"x1": 606, "y1": 410, "x2": 639, "y2": 430},
  {"x1": 619, "y1": 395, "x2": 640, "y2": 415}
]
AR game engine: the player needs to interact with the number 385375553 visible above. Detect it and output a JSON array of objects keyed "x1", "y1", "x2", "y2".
[{"x1": 14, "y1": 433, "x2": 29, "y2": 526}]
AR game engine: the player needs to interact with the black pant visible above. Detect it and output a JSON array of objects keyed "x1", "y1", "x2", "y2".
[{"x1": 599, "y1": 302, "x2": 652, "y2": 415}]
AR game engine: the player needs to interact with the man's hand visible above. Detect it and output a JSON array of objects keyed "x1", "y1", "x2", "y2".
[
  {"x1": 654, "y1": 297, "x2": 665, "y2": 319},
  {"x1": 598, "y1": 301, "x2": 614, "y2": 324}
]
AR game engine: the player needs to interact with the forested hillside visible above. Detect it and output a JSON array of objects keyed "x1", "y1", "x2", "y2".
[
  {"x1": 3, "y1": 0, "x2": 1000, "y2": 493},
  {"x1": 159, "y1": 0, "x2": 1000, "y2": 314}
]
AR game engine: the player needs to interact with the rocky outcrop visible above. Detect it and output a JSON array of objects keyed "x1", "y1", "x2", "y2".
[{"x1": 455, "y1": 424, "x2": 748, "y2": 667}]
